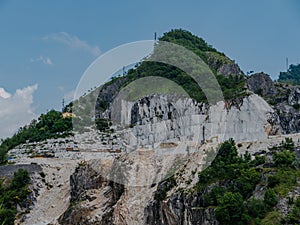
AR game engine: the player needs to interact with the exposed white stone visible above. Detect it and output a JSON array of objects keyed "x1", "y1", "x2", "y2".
[{"x1": 118, "y1": 94, "x2": 277, "y2": 149}]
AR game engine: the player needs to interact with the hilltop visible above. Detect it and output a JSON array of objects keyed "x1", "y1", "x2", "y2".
[{"x1": 1, "y1": 29, "x2": 300, "y2": 224}]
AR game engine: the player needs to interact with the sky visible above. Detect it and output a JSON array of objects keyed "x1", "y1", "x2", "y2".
[{"x1": 0, "y1": 0, "x2": 300, "y2": 138}]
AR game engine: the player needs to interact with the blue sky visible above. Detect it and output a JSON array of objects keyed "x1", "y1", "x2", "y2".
[{"x1": 0, "y1": 0, "x2": 300, "y2": 138}]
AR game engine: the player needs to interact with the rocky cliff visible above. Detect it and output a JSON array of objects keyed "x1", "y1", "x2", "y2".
[
  {"x1": 115, "y1": 93, "x2": 280, "y2": 150},
  {"x1": 247, "y1": 73, "x2": 300, "y2": 134}
]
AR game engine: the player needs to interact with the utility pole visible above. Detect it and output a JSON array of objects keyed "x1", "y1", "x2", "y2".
[
  {"x1": 286, "y1": 57, "x2": 289, "y2": 72},
  {"x1": 202, "y1": 125, "x2": 205, "y2": 144}
]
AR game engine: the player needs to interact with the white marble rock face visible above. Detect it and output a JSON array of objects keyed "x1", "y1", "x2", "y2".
[{"x1": 116, "y1": 94, "x2": 277, "y2": 148}]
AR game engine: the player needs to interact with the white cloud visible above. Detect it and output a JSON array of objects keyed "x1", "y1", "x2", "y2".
[
  {"x1": 0, "y1": 88, "x2": 11, "y2": 99},
  {"x1": 30, "y1": 56, "x2": 53, "y2": 65},
  {"x1": 0, "y1": 84, "x2": 38, "y2": 139},
  {"x1": 43, "y1": 32, "x2": 101, "y2": 57}
]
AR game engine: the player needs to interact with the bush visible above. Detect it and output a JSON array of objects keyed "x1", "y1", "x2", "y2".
[
  {"x1": 10, "y1": 169, "x2": 30, "y2": 189},
  {"x1": 0, "y1": 209, "x2": 15, "y2": 225},
  {"x1": 251, "y1": 155, "x2": 265, "y2": 166},
  {"x1": 273, "y1": 150, "x2": 296, "y2": 168},
  {"x1": 246, "y1": 198, "x2": 266, "y2": 219},
  {"x1": 95, "y1": 118, "x2": 111, "y2": 132},
  {"x1": 264, "y1": 189, "x2": 278, "y2": 208},
  {"x1": 267, "y1": 175, "x2": 280, "y2": 188},
  {"x1": 0, "y1": 169, "x2": 31, "y2": 224}
]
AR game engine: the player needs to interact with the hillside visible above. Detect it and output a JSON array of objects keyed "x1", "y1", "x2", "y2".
[
  {"x1": 1, "y1": 29, "x2": 300, "y2": 225},
  {"x1": 58, "y1": 137, "x2": 300, "y2": 225},
  {"x1": 278, "y1": 64, "x2": 300, "y2": 85},
  {"x1": 94, "y1": 29, "x2": 246, "y2": 119}
]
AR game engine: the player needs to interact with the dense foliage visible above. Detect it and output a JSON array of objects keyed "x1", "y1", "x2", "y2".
[
  {"x1": 278, "y1": 63, "x2": 300, "y2": 85},
  {"x1": 0, "y1": 110, "x2": 72, "y2": 164},
  {"x1": 194, "y1": 138, "x2": 300, "y2": 224},
  {"x1": 93, "y1": 29, "x2": 246, "y2": 117},
  {"x1": 0, "y1": 169, "x2": 31, "y2": 224}
]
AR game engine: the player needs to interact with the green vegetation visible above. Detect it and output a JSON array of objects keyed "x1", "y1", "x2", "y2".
[
  {"x1": 286, "y1": 196, "x2": 300, "y2": 224},
  {"x1": 91, "y1": 29, "x2": 247, "y2": 121},
  {"x1": 215, "y1": 192, "x2": 248, "y2": 225},
  {"x1": 0, "y1": 110, "x2": 72, "y2": 165},
  {"x1": 95, "y1": 118, "x2": 112, "y2": 132},
  {"x1": 0, "y1": 169, "x2": 31, "y2": 224},
  {"x1": 71, "y1": 29, "x2": 248, "y2": 131},
  {"x1": 193, "y1": 138, "x2": 300, "y2": 224},
  {"x1": 123, "y1": 29, "x2": 246, "y2": 103},
  {"x1": 278, "y1": 63, "x2": 300, "y2": 85}
]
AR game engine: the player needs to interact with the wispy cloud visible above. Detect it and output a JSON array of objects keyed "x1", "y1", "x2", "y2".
[
  {"x1": 0, "y1": 88, "x2": 11, "y2": 99},
  {"x1": 43, "y1": 32, "x2": 101, "y2": 57},
  {"x1": 0, "y1": 84, "x2": 38, "y2": 138},
  {"x1": 30, "y1": 56, "x2": 53, "y2": 65}
]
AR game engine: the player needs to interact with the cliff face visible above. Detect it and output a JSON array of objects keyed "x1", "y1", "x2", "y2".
[
  {"x1": 116, "y1": 94, "x2": 280, "y2": 150},
  {"x1": 145, "y1": 192, "x2": 218, "y2": 225},
  {"x1": 59, "y1": 92, "x2": 293, "y2": 225},
  {"x1": 247, "y1": 72, "x2": 277, "y2": 98},
  {"x1": 59, "y1": 159, "x2": 125, "y2": 225},
  {"x1": 247, "y1": 73, "x2": 300, "y2": 134}
]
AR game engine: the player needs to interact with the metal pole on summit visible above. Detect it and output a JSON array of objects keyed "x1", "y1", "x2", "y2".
[{"x1": 202, "y1": 125, "x2": 205, "y2": 144}]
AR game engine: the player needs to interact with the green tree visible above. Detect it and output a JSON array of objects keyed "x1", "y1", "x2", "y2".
[
  {"x1": 214, "y1": 138, "x2": 238, "y2": 164},
  {"x1": 273, "y1": 150, "x2": 296, "y2": 168},
  {"x1": 216, "y1": 192, "x2": 249, "y2": 225},
  {"x1": 235, "y1": 168, "x2": 261, "y2": 198},
  {"x1": 278, "y1": 63, "x2": 300, "y2": 85}
]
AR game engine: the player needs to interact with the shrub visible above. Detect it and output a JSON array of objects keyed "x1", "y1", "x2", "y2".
[
  {"x1": 267, "y1": 175, "x2": 280, "y2": 188},
  {"x1": 95, "y1": 118, "x2": 110, "y2": 132},
  {"x1": 10, "y1": 169, "x2": 30, "y2": 189},
  {"x1": 0, "y1": 209, "x2": 15, "y2": 225},
  {"x1": 273, "y1": 150, "x2": 296, "y2": 168},
  {"x1": 264, "y1": 189, "x2": 278, "y2": 208},
  {"x1": 246, "y1": 198, "x2": 267, "y2": 219}
]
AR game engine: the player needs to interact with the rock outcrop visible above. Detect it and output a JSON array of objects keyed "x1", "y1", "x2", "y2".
[
  {"x1": 247, "y1": 73, "x2": 300, "y2": 134},
  {"x1": 145, "y1": 189, "x2": 218, "y2": 225},
  {"x1": 59, "y1": 159, "x2": 125, "y2": 225},
  {"x1": 247, "y1": 72, "x2": 277, "y2": 98},
  {"x1": 116, "y1": 94, "x2": 280, "y2": 149}
]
